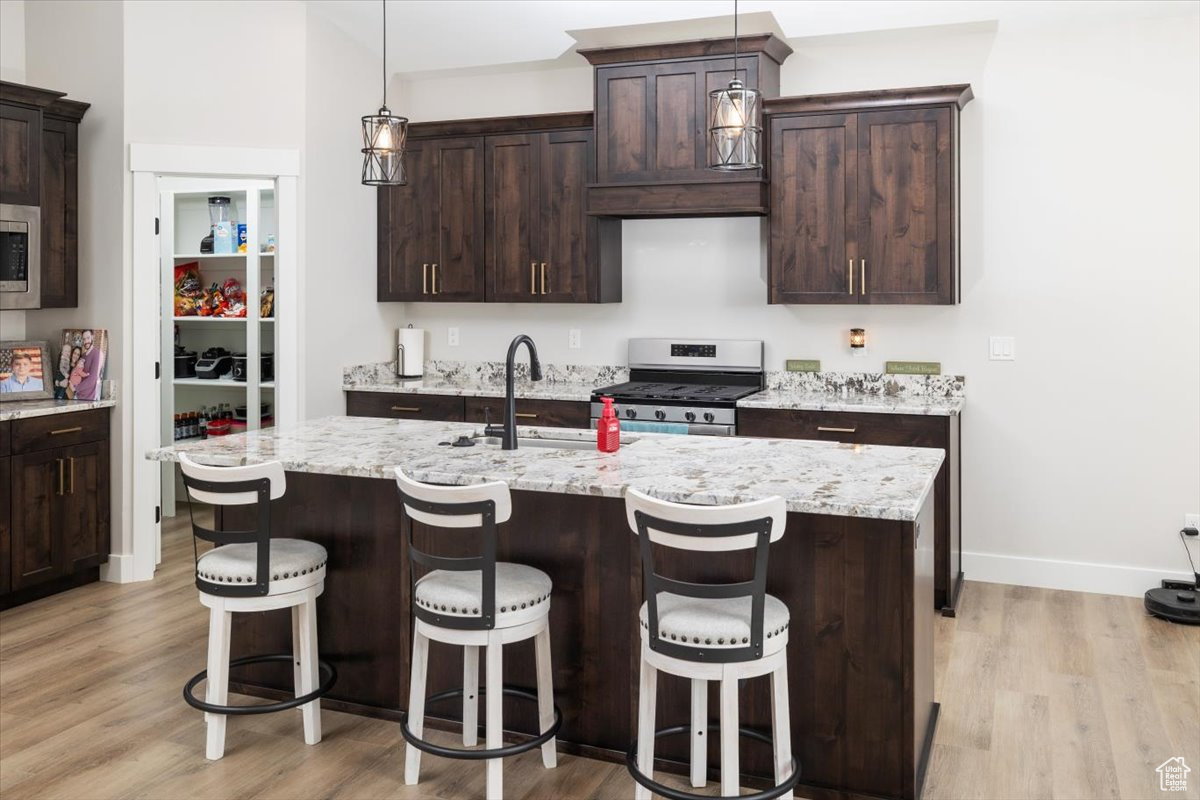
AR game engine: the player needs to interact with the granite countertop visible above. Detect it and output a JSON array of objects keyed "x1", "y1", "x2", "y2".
[
  {"x1": 0, "y1": 398, "x2": 117, "y2": 421},
  {"x1": 148, "y1": 416, "x2": 944, "y2": 521},
  {"x1": 737, "y1": 389, "x2": 965, "y2": 416}
]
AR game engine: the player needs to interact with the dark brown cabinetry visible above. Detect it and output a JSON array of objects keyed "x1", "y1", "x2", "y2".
[
  {"x1": 344, "y1": 391, "x2": 466, "y2": 422},
  {"x1": 1, "y1": 408, "x2": 110, "y2": 608},
  {"x1": 379, "y1": 113, "x2": 620, "y2": 304},
  {"x1": 767, "y1": 85, "x2": 970, "y2": 305},
  {"x1": 580, "y1": 35, "x2": 791, "y2": 217},
  {"x1": 486, "y1": 129, "x2": 619, "y2": 303},
  {"x1": 738, "y1": 406, "x2": 963, "y2": 615},
  {"x1": 463, "y1": 397, "x2": 589, "y2": 429},
  {"x1": 345, "y1": 391, "x2": 592, "y2": 430},
  {"x1": 1, "y1": 81, "x2": 88, "y2": 309},
  {"x1": 378, "y1": 137, "x2": 486, "y2": 302}
]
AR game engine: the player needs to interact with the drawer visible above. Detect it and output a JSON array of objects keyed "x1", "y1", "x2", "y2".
[
  {"x1": 345, "y1": 391, "x2": 465, "y2": 421},
  {"x1": 11, "y1": 409, "x2": 111, "y2": 455},
  {"x1": 0, "y1": 420, "x2": 9, "y2": 456},
  {"x1": 737, "y1": 407, "x2": 946, "y2": 448},
  {"x1": 463, "y1": 397, "x2": 590, "y2": 429}
]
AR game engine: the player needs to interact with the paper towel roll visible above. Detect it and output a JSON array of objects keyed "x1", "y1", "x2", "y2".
[{"x1": 397, "y1": 327, "x2": 425, "y2": 378}]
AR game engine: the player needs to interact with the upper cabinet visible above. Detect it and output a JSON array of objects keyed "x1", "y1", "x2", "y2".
[
  {"x1": 580, "y1": 35, "x2": 792, "y2": 218},
  {"x1": 0, "y1": 81, "x2": 88, "y2": 309},
  {"x1": 378, "y1": 113, "x2": 620, "y2": 304},
  {"x1": 767, "y1": 85, "x2": 971, "y2": 305}
]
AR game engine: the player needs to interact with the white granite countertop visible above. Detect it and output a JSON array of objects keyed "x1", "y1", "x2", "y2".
[
  {"x1": 148, "y1": 416, "x2": 943, "y2": 521},
  {"x1": 737, "y1": 390, "x2": 964, "y2": 416},
  {"x1": 343, "y1": 374, "x2": 598, "y2": 403},
  {"x1": 0, "y1": 398, "x2": 116, "y2": 421}
]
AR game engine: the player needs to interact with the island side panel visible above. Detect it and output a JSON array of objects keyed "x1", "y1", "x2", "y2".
[{"x1": 909, "y1": 490, "x2": 938, "y2": 799}]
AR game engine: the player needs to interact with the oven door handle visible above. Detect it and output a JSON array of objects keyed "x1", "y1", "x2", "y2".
[{"x1": 589, "y1": 419, "x2": 735, "y2": 436}]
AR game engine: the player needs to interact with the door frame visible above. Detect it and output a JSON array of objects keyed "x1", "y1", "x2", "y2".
[{"x1": 121, "y1": 144, "x2": 300, "y2": 584}]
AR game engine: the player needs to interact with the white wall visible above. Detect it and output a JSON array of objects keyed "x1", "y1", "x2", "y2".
[
  {"x1": 361, "y1": 15, "x2": 1200, "y2": 595},
  {"x1": 22, "y1": 0, "x2": 127, "y2": 552}
]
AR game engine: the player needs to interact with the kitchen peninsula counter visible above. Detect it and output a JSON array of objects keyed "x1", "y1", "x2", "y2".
[{"x1": 150, "y1": 417, "x2": 940, "y2": 800}]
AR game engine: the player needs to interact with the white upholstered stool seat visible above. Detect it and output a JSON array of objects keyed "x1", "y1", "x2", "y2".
[
  {"x1": 414, "y1": 562, "x2": 552, "y2": 625},
  {"x1": 197, "y1": 539, "x2": 328, "y2": 592},
  {"x1": 639, "y1": 592, "x2": 790, "y2": 655}
]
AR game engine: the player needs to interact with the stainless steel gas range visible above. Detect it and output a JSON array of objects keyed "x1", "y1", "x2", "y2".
[{"x1": 590, "y1": 338, "x2": 764, "y2": 436}]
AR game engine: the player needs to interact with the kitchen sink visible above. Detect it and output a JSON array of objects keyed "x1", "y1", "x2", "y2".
[{"x1": 473, "y1": 435, "x2": 601, "y2": 451}]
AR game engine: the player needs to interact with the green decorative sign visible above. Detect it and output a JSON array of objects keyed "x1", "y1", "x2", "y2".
[
  {"x1": 785, "y1": 359, "x2": 821, "y2": 373},
  {"x1": 886, "y1": 361, "x2": 942, "y2": 375}
]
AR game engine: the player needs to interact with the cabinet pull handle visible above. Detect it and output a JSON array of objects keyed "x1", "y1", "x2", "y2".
[
  {"x1": 432, "y1": 264, "x2": 439, "y2": 295},
  {"x1": 541, "y1": 263, "x2": 547, "y2": 295},
  {"x1": 391, "y1": 406, "x2": 421, "y2": 413},
  {"x1": 860, "y1": 259, "x2": 866, "y2": 296},
  {"x1": 515, "y1": 413, "x2": 538, "y2": 419},
  {"x1": 531, "y1": 262, "x2": 537, "y2": 295},
  {"x1": 422, "y1": 263, "x2": 428, "y2": 295},
  {"x1": 817, "y1": 426, "x2": 857, "y2": 434},
  {"x1": 69, "y1": 457, "x2": 75, "y2": 495},
  {"x1": 848, "y1": 259, "x2": 853, "y2": 295},
  {"x1": 50, "y1": 426, "x2": 82, "y2": 435},
  {"x1": 57, "y1": 458, "x2": 65, "y2": 496}
]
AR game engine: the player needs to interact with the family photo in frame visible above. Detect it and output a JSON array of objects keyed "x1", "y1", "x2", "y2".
[{"x1": 0, "y1": 329, "x2": 108, "y2": 403}]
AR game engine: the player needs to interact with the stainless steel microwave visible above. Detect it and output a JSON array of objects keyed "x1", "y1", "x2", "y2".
[{"x1": 0, "y1": 204, "x2": 41, "y2": 310}]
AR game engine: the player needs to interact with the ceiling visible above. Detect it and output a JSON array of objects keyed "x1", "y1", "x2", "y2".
[{"x1": 308, "y1": 0, "x2": 1195, "y2": 74}]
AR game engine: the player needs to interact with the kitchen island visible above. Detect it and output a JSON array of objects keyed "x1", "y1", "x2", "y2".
[{"x1": 150, "y1": 416, "x2": 943, "y2": 800}]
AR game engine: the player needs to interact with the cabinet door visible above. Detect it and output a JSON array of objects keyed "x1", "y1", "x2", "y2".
[
  {"x1": 378, "y1": 140, "x2": 438, "y2": 301},
  {"x1": 485, "y1": 134, "x2": 540, "y2": 302},
  {"x1": 9, "y1": 449, "x2": 61, "y2": 589},
  {"x1": 0, "y1": 456, "x2": 10, "y2": 595},
  {"x1": 345, "y1": 391, "x2": 465, "y2": 421},
  {"x1": 39, "y1": 118, "x2": 79, "y2": 308},
  {"x1": 431, "y1": 137, "x2": 485, "y2": 302},
  {"x1": 538, "y1": 130, "x2": 594, "y2": 302},
  {"x1": 769, "y1": 114, "x2": 858, "y2": 304},
  {"x1": 57, "y1": 439, "x2": 109, "y2": 572},
  {"x1": 463, "y1": 397, "x2": 591, "y2": 429},
  {"x1": 857, "y1": 107, "x2": 953, "y2": 304},
  {"x1": 0, "y1": 104, "x2": 41, "y2": 206}
]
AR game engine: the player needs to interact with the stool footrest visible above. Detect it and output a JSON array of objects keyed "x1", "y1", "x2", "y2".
[
  {"x1": 627, "y1": 723, "x2": 801, "y2": 800},
  {"x1": 401, "y1": 685, "x2": 562, "y2": 760},
  {"x1": 183, "y1": 654, "x2": 337, "y2": 716}
]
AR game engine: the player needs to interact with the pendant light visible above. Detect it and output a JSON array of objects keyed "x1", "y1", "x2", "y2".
[
  {"x1": 708, "y1": 0, "x2": 762, "y2": 171},
  {"x1": 361, "y1": 0, "x2": 408, "y2": 186}
]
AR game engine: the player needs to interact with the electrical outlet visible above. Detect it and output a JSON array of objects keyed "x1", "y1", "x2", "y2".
[
  {"x1": 568, "y1": 329, "x2": 582, "y2": 349},
  {"x1": 1186, "y1": 513, "x2": 1200, "y2": 531},
  {"x1": 989, "y1": 336, "x2": 1015, "y2": 361},
  {"x1": 447, "y1": 327, "x2": 460, "y2": 347}
]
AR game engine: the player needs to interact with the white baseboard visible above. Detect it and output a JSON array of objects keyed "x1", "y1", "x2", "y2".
[
  {"x1": 99, "y1": 554, "x2": 136, "y2": 584},
  {"x1": 963, "y1": 550, "x2": 1195, "y2": 598}
]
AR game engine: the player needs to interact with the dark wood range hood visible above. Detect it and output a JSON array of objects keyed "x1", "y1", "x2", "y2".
[{"x1": 578, "y1": 34, "x2": 792, "y2": 218}]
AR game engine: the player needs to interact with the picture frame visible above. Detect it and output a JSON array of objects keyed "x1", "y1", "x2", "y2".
[
  {"x1": 57, "y1": 329, "x2": 110, "y2": 402},
  {"x1": 0, "y1": 340, "x2": 54, "y2": 401}
]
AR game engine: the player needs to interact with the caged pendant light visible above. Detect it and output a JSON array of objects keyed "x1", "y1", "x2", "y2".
[
  {"x1": 708, "y1": 0, "x2": 762, "y2": 171},
  {"x1": 361, "y1": 0, "x2": 408, "y2": 186}
]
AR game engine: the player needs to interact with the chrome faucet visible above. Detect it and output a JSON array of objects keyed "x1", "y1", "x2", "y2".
[{"x1": 488, "y1": 335, "x2": 542, "y2": 450}]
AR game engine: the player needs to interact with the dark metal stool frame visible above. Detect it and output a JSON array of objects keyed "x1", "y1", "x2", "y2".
[
  {"x1": 626, "y1": 508, "x2": 801, "y2": 800},
  {"x1": 180, "y1": 471, "x2": 337, "y2": 716},
  {"x1": 398, "y1": 488, "x2": 563, "y2": 758}
]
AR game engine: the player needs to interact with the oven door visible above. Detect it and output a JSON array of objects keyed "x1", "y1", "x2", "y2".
[
  {"x1": 0, "y1": 204, "x2": 41, "y2": 309},
  {"x1": 589, "y1": 418, "x2": 736, "y2": 436}
]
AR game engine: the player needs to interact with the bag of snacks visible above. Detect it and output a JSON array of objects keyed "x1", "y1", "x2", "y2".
[
  {"x1": 173, "y1": 262, "x2": 203, "y2": 316},
  {"x1": 260, "y1": 286, "x2": 274, "y2": 319}
]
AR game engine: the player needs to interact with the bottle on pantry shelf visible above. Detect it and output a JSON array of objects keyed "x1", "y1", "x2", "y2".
[
  {"x1": 597, "y1": 396, "x2": 620, "y2": 453},
  {"x1": 199, "y1": 407, "x2": 209, "y2": 440},
  {"x1": 173, "y1": 414, "x2": 180, "y2": 441}
]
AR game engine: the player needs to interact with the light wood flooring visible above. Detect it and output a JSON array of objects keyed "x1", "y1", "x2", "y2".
[{"x1": 1, "y1": 511, "x2": 1197, "y2": 800}]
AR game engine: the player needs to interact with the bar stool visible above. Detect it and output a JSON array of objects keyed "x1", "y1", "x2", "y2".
[
  {"x1": 178, "y1": 454, "x2": 336, "y2": 761},
  {"x1": 625, "y1": 487, "x2": 800, "y2": 800},
  {"x1": 395, "y1": 469, "x2": 562, "y2": 800}
]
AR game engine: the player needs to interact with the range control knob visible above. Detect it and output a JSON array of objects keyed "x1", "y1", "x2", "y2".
[
  {"x1": 703, "y1": 411, "x2": 715, "y2": 423},
  {"x1": 625, "y1": 408, "x2": 637, "y2": 419},
  {"x1": 654, "y1": 409, "x2": 667, "y2": 420},
  {"x1": 684, "y1": 411, "x2": 696, "y2": 422}
]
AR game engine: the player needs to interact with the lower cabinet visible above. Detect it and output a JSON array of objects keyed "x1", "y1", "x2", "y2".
[
  {"x1": 345, "y1": 391, "x2": 592, "y2": 430},
  {"x1": 738, "y1": 407, "x2": 963, "y2": 615},
  {"x1": 1, "y1": 409, "x2": 110, "y2": 607}
]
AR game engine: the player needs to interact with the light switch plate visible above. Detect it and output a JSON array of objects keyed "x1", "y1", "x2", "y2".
[
  {"x1": 989, "y1": 336, "x2": 1015, "y2": 361},
  {"x1": 568, "y1": 329, "x2": 582, "y2": 349},
  {"x1": 447, "y1": 327, "x2": 460, "y2": 347}
]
